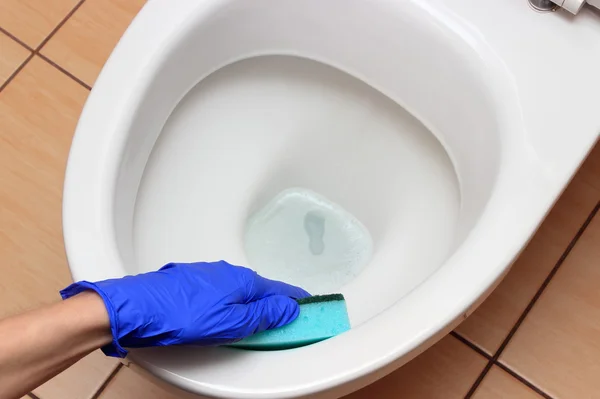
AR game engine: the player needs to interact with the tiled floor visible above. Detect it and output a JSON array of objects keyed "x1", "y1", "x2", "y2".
[{"x1": 0, "y1": 1, "x2": 598, "y2": 398}]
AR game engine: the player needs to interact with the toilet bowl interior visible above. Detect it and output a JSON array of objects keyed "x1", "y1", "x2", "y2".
[
  {"x1": 132, "y1": 56, "x2": 460, "y2": 325},
  {"x1": 111, "y1": 0, "x2": 503, "y2": 327}
]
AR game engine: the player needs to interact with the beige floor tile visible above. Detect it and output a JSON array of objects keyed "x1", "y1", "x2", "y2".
[
  {"x1": 0, "y1": 0, "x2": 79, "y2": 48},
  {"x1": 98, "y1": 366, "x2": 200, "y2": 399},
  {"x1": 499, "y1": 212, "x2": 600, "y2": 398},
  {"x1": 343, "y1": 335, "x2": 487, "y2": 399},
  {"x1": 41, "y1": 0, "x2": 146, "y2": 86},
  {"x1": 455, "y1": 144, "x2": 600, "y2": 354},
  {"x1": 0, "y1": 56, "x2": 88, "y2": 317},
  {"x1": 472, "y1": 366, "x2": 543, "y2": 399},
  {"x1": 33, "y1": 350, "x2": 119, "y2": 399},
  {"x1": 0, "y1": 32, "x2": 31, "y2": 86}
]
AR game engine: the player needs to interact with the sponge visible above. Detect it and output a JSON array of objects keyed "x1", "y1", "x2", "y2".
[{"x1": 228, "y1": 294, "x2": 350, "y2": 350}]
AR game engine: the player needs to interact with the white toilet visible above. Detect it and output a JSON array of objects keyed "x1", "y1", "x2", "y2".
[{"x1": 62, "y1": 0, "x2": 600, "y2": 397}]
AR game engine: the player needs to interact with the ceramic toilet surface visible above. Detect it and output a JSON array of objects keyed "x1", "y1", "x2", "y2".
[{"x1": 62, "y1": 0, "x2": 600, "y2": 397}]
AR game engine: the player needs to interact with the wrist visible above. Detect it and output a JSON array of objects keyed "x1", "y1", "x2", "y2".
[
  {"x1": 60, "y1": 281, "x2": 129, "y2": 357},
  {"x1": 55, "y1": 290, "x2": 112, "y2": 356},
  {"x1": 67, "y1": 291, "x2": 111, "y2": 334}
]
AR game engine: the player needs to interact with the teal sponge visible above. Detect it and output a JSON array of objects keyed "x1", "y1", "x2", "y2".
[{"x1": 228, "y1": 294, "x2": 350, "y2": 350}]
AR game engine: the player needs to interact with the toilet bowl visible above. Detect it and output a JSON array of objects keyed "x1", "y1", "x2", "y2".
[{"x1": 62, "y1": 0, "x2": 600, "y2": 397}]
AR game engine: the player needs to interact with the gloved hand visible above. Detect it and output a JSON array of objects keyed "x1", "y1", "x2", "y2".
[{"x1": 60, "y1": 261, "x2": 310, "y2": 357}]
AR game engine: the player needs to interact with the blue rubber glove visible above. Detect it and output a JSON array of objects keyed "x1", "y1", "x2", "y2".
[{"x1": 60, "y1": 261, "x2": 310, "y2": 357}]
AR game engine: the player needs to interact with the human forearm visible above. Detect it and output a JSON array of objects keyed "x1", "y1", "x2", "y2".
[{"x1": 0, "y1": 292, "x2": 111, "y2": 399}]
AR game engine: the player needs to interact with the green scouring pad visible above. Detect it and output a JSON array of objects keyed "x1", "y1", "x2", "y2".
[{"x1": 228, "y1": 294, "x2": 350, "y2": 350}]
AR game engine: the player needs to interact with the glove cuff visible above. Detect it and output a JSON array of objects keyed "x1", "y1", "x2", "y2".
[{"x1": 60, "y1": 281, "x2": 128, "y2": 358}]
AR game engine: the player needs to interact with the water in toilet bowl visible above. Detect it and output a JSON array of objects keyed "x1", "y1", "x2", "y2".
[{"x1": 244, "y1": 188, "x2": 373, "y2": 294}]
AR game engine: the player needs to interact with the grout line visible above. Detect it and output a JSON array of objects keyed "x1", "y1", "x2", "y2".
[
  {"x1": 35, "y1": 0, "x2": 92, "y2": 90},
  {"x1": 0, "y1": 0, "x2": 90, "y2": 95},
  {"x1": 90, "y1": 363, "x2": 123, "y2": 399},
  {"x1": 0, "y1": 52, "x2": 34, "y2": 93},
  {"x1": 463, "y1": 200, "x2": 599, "y2": 399},
  {"x1": 38, "y1": 53, "x2": 92, "y2": 90},
  {"x1": 0, "y1": 26, "x2": 34, "y2": 51},
  {"x1": 36, "y1": 0, "x2": 87, "y2": 52},
  {"x1": 496, "y1": 362, "x2": 554, "y2": 399},
  {"x1": 464, "y1": 359, "x2": 494, "y2": 399},
  {"x1": 492, "y1": 200, "x2": 599, "y2": 358},
  {"x1": 450, "y1": 331, "x2": 493, "y2": 360}
]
